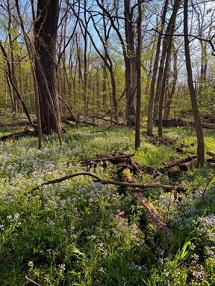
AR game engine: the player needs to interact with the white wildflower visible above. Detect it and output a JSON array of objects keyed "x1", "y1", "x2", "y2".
[{"x1": 28, "y1": 261, "x2": 34, "y2": 267}]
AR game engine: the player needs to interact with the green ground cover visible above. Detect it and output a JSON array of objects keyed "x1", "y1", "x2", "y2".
[{"x1": 0, "y1": 125, "x2": 215, "y2": 285}]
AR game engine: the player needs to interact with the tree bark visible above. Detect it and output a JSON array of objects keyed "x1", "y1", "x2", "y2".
[
  {"x1": 164, "y1": 43, "x2": 178, "y2": 119},
  {"x1": 34, "y1": 0, "x2": 61, "y2": 136},
  {"x1": 124, "y1": 0, "x2": 136, "y2": 126}
]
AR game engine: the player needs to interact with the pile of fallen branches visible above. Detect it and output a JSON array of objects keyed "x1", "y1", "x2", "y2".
[
  {"x1": 32, "y1": 149, "x2": 200, "y2": 244},
  {"x1": 80, "y1": 151, "x2": 197, "y2": 178},
  {"x1": 31, "y1": 147, "x2": 215, "y2": 244}
]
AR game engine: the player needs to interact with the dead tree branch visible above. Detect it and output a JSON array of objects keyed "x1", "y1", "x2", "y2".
[{"x1": 32, "y1": 172, "x2": 186, "y2": 192}]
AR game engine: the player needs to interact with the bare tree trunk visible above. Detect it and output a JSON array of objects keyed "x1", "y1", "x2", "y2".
[
  {"x1": 184, "y1": 0, "x2": 204, "y2": 166},
  {"x1": 58, "y1": 13, "x2": 67, "y2": 114},
  {"x1": 147, "y1": 0, "x2": 169, "y2": 135},
  {"x1": 10, "y1": 63, "x2": 18, "y2": 115},
  {"x1": 3, "y1": 0, "x2": 20, "y2": 116},
  {"x1": 157, "y1": 0, "x2": 180, "y2": 138},
  {"x1": 101, "y1": 0, "x2": 108, "y2": 110},
  {"x1": 135, "y1": 0, "x2": 142, "y2": 150},
  {"x1": 82, "y1": 0, "x2": 88, "y2": 110}
]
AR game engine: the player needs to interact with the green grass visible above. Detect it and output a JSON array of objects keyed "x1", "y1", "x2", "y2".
[{"x1": 0, "y1": 125, "x2": 215, "y2": 285}]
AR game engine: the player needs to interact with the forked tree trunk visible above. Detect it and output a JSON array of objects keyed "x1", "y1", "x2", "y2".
[
  {"x1": 157, "y1": 0, "x2": 180, "y2": 138},
  {"x1": 147, "y1": 0, "x2": 169, "y2": 135}
]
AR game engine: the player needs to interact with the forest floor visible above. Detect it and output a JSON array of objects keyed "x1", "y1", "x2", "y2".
[{"x1": 0, "y1": 120, "x2": 215, "y2": 285}]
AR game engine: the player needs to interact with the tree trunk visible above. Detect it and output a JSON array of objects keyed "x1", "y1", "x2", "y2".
[
  {"x1": 147, "y1": 0, "x2": 169, "y2": 135},
  {"x1": 15, "y1": 0, "x2": 42, "y2": 148},
  {"x1": 6, "y1": 0, "x2": 19, "y2": 115},
  {"x1": 82, "y1": 0, "x2": 88, "y2": 110},
  {"x1": 34, "y1": 0, "x2": 61, "y2": 136},
  {"x1": 124, "y1": 0, "x2": 136, "y2": 126},
  {"x1": 135, "y1": 0, "x2": 142, "y2": 150},
  {"x1": 164, "y1": 43, "x2": 178, "y2": 119},
  {"x1": 157, "y1": 0, "x2": 180, "y2": 138},
  {"x1": 184, "y1": 0, "x2": 204, "y2": 166}
]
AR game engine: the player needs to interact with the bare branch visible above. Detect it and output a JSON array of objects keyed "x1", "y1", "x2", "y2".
[
  {"x1": 152, "y1": 28, "x2": 215, "y2": 55},
  {"x1": 32, "y1": 172, "x2": 186, "y2": 193}
]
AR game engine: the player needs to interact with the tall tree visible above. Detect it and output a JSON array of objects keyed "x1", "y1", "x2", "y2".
[
  {"x1": 124, "y1": 0, "x2": 137, "y2": 126},
  {"x1": 34, "y1": 0, "x2": 61, "y2": 136},
  {"x1": 184, "y1": 0, "x2": 204, "y2": 166},
  {"x1": 135, "y1": 0, "x2": 142, "y2": 149},
  {"x1": 14, "y1": 0, "x2": 42, "y2": 148},
  {"x1": 147, "y1": 0, "x2": 169, "y2": 135},
  {"x1": 157, "y1": 0, "x2": 180, "y2": 138}
]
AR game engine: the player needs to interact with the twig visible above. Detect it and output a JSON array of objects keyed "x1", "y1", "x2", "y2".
[{"x1": 26, "y1": 276, "x2": 42, "y2": 286}]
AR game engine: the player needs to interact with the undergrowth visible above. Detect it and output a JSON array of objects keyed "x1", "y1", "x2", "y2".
[{"x1": 0, "y1": 125, "x2": 215, "y2": 285}]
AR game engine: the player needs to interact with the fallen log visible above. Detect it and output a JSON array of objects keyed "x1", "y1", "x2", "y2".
[
  {"x1": 0, "y1": 127, "x2": 37, "y2": 141},
  {"x1": 132, "y1": 190, "x2": 174, "y2": 237},
  {"x1": 180, "y1": 120, "x2": 215, "y2": 130},
  {"x1": 202, "y1": 122, "x2": 215, "y2": 130},
  {"x1": 153, "y1": 119, "x2": 215, "y2": 130},
  {"x1": 158, "y1": 155, "x2": 197, "y2": 173},
  {"x1": 63, "y1": 116, "x2": 98, "y2": 126},
  {"x1": 154, "y1": 118, "x2": 183, "y2": 128},
  {"x1": 90, "y1": 115, "x2": 118, "y2": 125},
  {"x1": 117, "y1": 166, "x2": 175, "y2": 240},
  {"x1": 61, "y1": 118, "x2": 77, "y2": 128},
  {"x1": 0, "y1": 119, "x2": 37, "y2": 127},
  {"x1": 142, "y1": 132, "x2": 176, "y2": 146}
]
